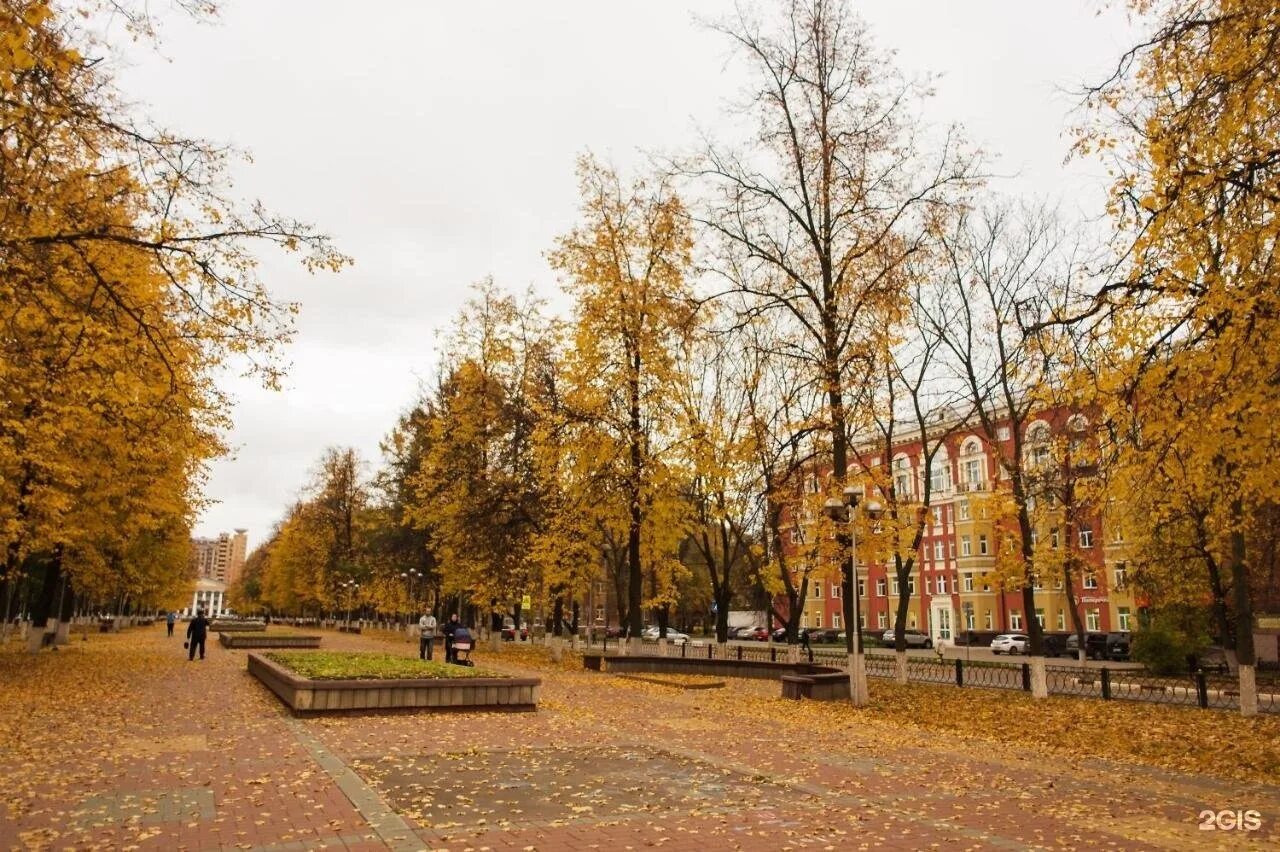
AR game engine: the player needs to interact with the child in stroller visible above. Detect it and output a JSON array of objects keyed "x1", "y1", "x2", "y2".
[{"x1": 451, "y1": 626, "x2": 475, "y2": 666}]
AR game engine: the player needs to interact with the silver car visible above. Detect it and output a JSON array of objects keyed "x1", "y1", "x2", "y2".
[{"x1": 990, "y1": 633, "x2": 1029, "y2": 654}]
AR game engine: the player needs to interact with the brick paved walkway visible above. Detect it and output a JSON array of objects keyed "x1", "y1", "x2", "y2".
[{"x1": 0, "y1": 627, "x2": 1276, "y2": 850}]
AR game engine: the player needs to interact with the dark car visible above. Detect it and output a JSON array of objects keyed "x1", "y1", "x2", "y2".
[
  {"x1": 772, "y1": 627, "x2": 789, "y2": 642},
  {"x1": 1105, "y1": 632, "x2": 1130, "y2": 661},
  {"x1": 1041, "y1": 633, "x2": 1069, "y2": 658},
  {"x1": 808, "y1": 628, "x2": 840, "y2": 644},
  {"x1": 749, "y1": 626, "x2": 770, "y2": 641},
  {"x1": 1066, "y1": 632, "x2": 1110, "y2": 660},
  {"x1": 1191, "y1": 646, "x2": 1231, "y2": 675}
]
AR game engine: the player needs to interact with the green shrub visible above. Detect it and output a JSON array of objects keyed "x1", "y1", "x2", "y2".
[{"x1": 1130, "y1": 623, "x2": 1201, "y2": 675}]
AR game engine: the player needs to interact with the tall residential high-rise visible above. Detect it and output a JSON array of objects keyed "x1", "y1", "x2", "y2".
[{"x1": 190, "y1": 529, "x2": 249, "y2": 584}]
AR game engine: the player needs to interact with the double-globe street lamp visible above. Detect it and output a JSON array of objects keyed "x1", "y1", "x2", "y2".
[
  {"x1": 341, "y1": 579, "x2": 360, "y2": 626},
  {"x1": 823, "y1": 484, "x2": 884, "y2": 707},
  {"x1": 400, "y1": 569, "x2": 421, "y2": 629}
]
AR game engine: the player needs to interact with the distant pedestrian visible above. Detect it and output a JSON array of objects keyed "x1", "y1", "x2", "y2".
[
  {"x1": 418, "y1": 612, "x2": 438, "y2": 660},
  {"x1": 443, "y1": 613, "x2": 460, "y2": 664},
  {"x1": 800, "y1": 628, "x2": 811, "y2": 652},
  {"x1": 186, "y1": 609, "x2": 210, "y2": 661},
  {"x1": 166, "y1": 611, "x2": 176, "y2": 638}
]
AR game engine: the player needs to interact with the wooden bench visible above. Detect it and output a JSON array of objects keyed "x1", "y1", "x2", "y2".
[{"x1": 781, "y1": 671, "x2": 851, "y2": 701}]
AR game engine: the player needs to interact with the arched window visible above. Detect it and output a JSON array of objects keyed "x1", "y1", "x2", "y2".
[
  {"x1": 1025, "y1": 420, "x2": 1052, "y2": 467},
  {"x1": 959, "y1": 437, "x2": 986, "y2": 490},
  {"x1": 928, "y1": 451, "x2": 952, "y2": 494}
]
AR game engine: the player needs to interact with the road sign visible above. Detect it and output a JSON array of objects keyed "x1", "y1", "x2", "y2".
[{"x1": 521, "y1": 594, "x2": 531, "y2": 611}]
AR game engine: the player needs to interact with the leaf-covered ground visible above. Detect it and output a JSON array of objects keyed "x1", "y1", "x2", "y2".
[
  {"x1": 1, "y1": 626, "x2": 1277, "y2": 850},
  {"x1": 265, "y1": 651, "x2": 496, "y2": 680}
]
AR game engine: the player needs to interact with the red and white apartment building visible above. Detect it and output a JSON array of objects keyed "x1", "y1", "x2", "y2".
[{"x1": 780, "y1": 407, "x2": 1137, "y2": 644}]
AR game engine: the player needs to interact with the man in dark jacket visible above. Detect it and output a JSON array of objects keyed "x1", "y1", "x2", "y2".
[
  {"x1": 186, "y1": 610, "x2": 210, "y2": 661},
  {"x1": 442, "y1": 613, "x2": 460, "y2": 664}
]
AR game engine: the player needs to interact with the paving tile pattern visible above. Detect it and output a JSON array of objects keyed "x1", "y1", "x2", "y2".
[{"x1": 0, "y1": 627, "x2": 1277, "y2": 850}]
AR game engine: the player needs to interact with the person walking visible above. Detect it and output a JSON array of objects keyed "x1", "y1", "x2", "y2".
[
  {"x1": 185, "y1": 609, "x2": 210, "y2": 661},
  {"x1": 418, "y1": 611, "x2": 438, "y2": 660},
  {"x1": 443, "y1": 613, "x2": 460, "y2": 664},
  {"x1": 166, "y1": 611, "x2": 176, "y2": 638}
]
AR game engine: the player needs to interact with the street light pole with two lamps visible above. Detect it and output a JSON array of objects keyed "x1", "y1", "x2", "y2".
[{"x1": 823, "y1": 484, "x2": 884, "y2": 707}]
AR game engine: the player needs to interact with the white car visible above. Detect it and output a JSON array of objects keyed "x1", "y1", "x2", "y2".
[
  {"x1": 642, "y1": 627, "x2": 690, "y2": 644},
  {"x1": 990, "y1": 633, "x2": 1029, "y2": 655}
]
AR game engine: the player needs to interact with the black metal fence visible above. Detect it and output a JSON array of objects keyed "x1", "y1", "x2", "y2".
[{"x1": 581, "y1": 635, "x2": 1276, "y2": 714}]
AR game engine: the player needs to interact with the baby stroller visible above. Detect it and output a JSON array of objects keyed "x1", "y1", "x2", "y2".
[{"x1": 451, "y1": 627, "x2": 475, "y2": 666}]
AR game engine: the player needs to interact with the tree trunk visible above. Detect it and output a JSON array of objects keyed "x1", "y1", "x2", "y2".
[{"x1": 1229, "y1": 508, "x2": 1257, "y2": 716}]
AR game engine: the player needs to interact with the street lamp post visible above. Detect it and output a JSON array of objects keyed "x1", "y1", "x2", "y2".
[{"x1": 824, "y1": 485, "x2": 884, "y2": 707}]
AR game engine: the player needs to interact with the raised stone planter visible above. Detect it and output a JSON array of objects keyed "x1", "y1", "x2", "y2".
[
  {"x1": 211, "y1": 621, "x2": 266, "y2": 632},
  {"x1": 248, "y1": 653, "x2": 541, "y2": 714},
  {"x1": 220, "y1": 633, "x2": 321, "y2": 649},
  {"x1": 589, "y1": 654, "x2": 849, "y2": 700}
]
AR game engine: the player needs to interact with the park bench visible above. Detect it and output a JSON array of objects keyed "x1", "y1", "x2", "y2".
[
  {"x1": 781, "y1": 671, "x2": 850, "y2": 701},
  {"x1": 583, "y1": 653, "x2": 603, "y2": 671}
]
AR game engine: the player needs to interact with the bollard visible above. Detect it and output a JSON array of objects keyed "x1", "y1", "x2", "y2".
[
  {"x1": 955, "y1": 658, "x2": 964, "y2": 687},
  {"x1": 1101, "y1": 667, "x2": 1112, "y2": 700},
  {"x1": 770, "y1": 646, "x2": 777, "y2": 662},
  {"x1": 1195, "y1": 669, "x2": 1209, "y2": 709},
  {"x1": 707, "y1": 643, "x2": 713, "y2": 660},
  {"x1": 736, "y1": 646, "x2": 743, "y2": 661},
  {"x1": 1021, "y1": 663, "x2": 1031, "y2": 692}
]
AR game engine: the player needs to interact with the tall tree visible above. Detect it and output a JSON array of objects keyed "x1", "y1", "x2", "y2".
[
  {"x1": 693, "y1": 0, "x2": 973, "y2": 702},
  {"x1": 1078, "y1": 0, "x2": 1280, "y2": 713},
  {"x1": 926, "y1": 202, "x2": 1086, "y2": 697},
  {"x1": 549, "y1": 156, "x2": 695, "y2": 640}
]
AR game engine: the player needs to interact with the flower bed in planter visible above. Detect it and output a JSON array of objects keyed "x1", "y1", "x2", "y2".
[
  {"x1": 211, "y1": 620, "x2": 266, "y2": 632},
  {"x1": 219, "y1": 632, "x2": 321, "y2": 649},
  {"x1": 248, "y1": 652, "x2": 540, "y2": 713}
]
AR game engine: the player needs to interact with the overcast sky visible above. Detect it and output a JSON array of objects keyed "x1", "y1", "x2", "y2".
[{"x1": 114, "y1": 1, "x2": 1142, "y2": 549}]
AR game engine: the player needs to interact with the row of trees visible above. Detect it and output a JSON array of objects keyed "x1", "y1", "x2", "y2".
[
  {"x1": 0, "y1": 1, "x2": 346, "y2": 633},
  {"x1": 232, "y1": 1, "x2": 1277, "y2": 717}
]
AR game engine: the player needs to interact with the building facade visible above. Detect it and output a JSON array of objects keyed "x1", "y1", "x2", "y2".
[
  {"x1": 782, "y1": 409, "x2": 1137, "y2": 645},
  {"x1": 190, "y1": 529, "x2": 248, "y2": 585},
  {"x1": 185, "y1": 578, "x2": 228, "y2": 618}
]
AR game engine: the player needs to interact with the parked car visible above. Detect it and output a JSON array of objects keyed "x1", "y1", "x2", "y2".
[
  {"x1": 772, "y1": 627, "x2": 789, "y2": 642},
  {"x1": 1065, "y1": 632, "x2": 1110, "y2": 660},
  {"x1": 1041, "y1": 633, "x2": 1069, "y2": 657},
  {"x1": 807, "y1": 628, "x2": 840, "y2": 644},
  {"x1": 1192, "y1": 646, "x2": 1231, "y2": 675},
  {"x1": 881, "y1": 629, "x2": 934, "y2": 649},
  {"x1": 500, "y1": 624, "x2": 527, "y2": 641},
  {"x1": 748, "y1": 626, "x2": 770, "y2": 641},
  {"x1": 1106, "y1": 632, "x2": 1130, "y2": 661},
  {"x1": 990, "y1": 633, "x2": 1030, "y2": 655},
  {"x1": 641, "y1": 626, "x2": 690, "y2": 644}
]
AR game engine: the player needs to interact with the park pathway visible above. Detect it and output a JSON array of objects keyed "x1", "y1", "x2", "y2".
[{"x1": 0, "y1": 626, "x2": 1276, "y2": 850}]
